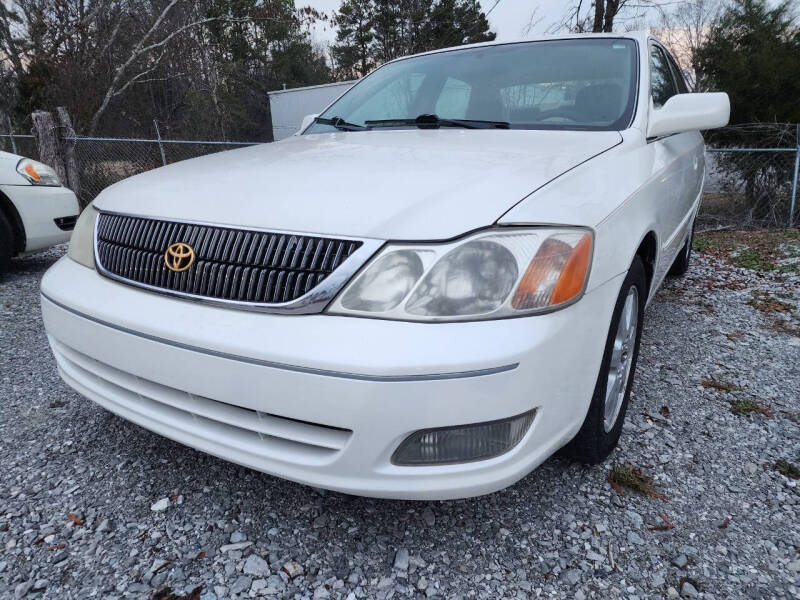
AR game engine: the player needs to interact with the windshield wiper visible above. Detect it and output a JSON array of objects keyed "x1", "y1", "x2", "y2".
[
  {"x1": 365, "y1": 114, "x2": 510, "y2": 130},
  {"x1": 313, "y1": 116, "x2": 368, "y2": 131}
]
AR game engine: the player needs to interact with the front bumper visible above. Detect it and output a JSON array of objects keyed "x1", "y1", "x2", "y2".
[
  {"x1": 0, "y1": 184, "x2": 80, "y2": 252},
  {"x1": 41, "y1": 257, "x2": 623, "y2": 499}
]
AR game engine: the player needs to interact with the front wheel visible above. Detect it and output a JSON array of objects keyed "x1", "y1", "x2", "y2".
[
  {"x1": 561, "y1": 256, "x2": 646, "y2": 463},
  {"x1": 0, "y1": 213, "x2": 13, "y2": 275}
]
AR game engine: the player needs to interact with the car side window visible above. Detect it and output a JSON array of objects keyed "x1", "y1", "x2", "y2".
[
  {"x1": 650, "y1": 45, "x2": 678, "y2": 109},
  {"x1": 666, "y1": 53, "x2": 690, "y2": 94}
]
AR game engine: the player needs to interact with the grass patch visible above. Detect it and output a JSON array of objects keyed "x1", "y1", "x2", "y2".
[
  {"x1": 774, "y1": 460, "x2": 800, "y2": 480},
  {"x1": 730, "y1": 399, "x2": 774, "y2": 418},
  {"x1": 747, "y1": 291, "x2": 795, "y2": 314},
  {"x1": 731, "y1": 248, "x2": 777, "y2": 271},
  {"x1": 608, "y1": 464, "x2": 668, "y2": 500},
  {"x1": 702, "y1": 377, "x2": 742, "y2": 393},
  {"x1": 693, "y1": 237, "x2": 717, "y2": 254},
  {"x1": 777, "y1": 263, "x2": 800, "y2": 274}
]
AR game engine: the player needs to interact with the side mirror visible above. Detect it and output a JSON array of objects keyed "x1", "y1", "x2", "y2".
[
  {"x1": 297, "y1": 113, "x2": 319, "y2": 135},
  {"x1": 646, "y1": 92, "x2": 730, "y2": 138}
]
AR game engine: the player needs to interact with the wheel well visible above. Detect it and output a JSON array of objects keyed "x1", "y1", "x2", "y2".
[
  {"x1": 0, "y1": 190, "x2": 26, "y2": 254},
  {"x1": 635, "y1": 231, "x2": 657, "y2": 294}
]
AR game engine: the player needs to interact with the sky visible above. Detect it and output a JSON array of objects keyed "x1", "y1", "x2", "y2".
[{"x1": 302, "y1": 0, "x2": 576, "y2": 47}]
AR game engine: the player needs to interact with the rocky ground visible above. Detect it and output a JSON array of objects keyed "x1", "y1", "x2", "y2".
[{"x1": 1, "y1": 232, "x2": 799, "y2": 600}]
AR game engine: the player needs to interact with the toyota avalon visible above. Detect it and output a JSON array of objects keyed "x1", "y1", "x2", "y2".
[{"x1": 40, "y1": 33, "x2": 729, "y2": 499}]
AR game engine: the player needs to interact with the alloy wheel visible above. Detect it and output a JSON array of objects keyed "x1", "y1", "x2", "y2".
[{"x1": 604, "y1": 286, "x2": 639, "y2": 432}]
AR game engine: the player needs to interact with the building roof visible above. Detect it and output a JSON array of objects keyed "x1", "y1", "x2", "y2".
[{"x1": 267, "y1": 80, "x2": 358, "y2": 97}]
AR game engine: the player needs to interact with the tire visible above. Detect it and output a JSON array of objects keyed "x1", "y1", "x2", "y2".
[
  {"x1": 561, "y1": 256, "x2": 647, "y2": 464},
  {"x1": 668, "y1": 219, "x2": 694, "y2": 277},
  {"x1": 0, "y1": 212, "x2": 13, "y2": 275}
]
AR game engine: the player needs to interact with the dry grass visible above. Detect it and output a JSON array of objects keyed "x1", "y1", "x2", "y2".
[
  {"x1": 747, "y1": 291, "x2": 796, "y2": 314},
  {"x1": 702, "y1": 377, "x2": 742, "y2": 393},
  {"x1": 608, "y1": 464, "x2": 668, "y2": 500},
  {"x1": 152, "y1": 586, "x2": 203, "y2": 600},
  {"x1": 773, "y1": 319, "x2": 800, "y2": 337}
]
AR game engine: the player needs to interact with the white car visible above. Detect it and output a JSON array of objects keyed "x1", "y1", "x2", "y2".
[
  {"x1": 41, "y1": 33, "x2": 729, "y2": 500},
  {"x1": 0, "y1": 152, "x2": 80, "y2": 272}
]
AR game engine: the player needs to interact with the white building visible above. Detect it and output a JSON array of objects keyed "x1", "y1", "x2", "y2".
[{"x1": 268, "y1": 81, "x2": 357, "y2": 141}]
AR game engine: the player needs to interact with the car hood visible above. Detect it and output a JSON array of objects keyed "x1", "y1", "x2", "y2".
[{"x1": 94, "y1": 129, "x2": 622, "y2": 240}]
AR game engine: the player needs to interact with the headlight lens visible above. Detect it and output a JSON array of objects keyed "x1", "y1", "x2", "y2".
[
  {"x1": 328, "y1": 227, "x2": 593, "y2": 321},
  {"x1": 406, "y1": 241, "x2": 518, "y2": 317},
  {"x1": 67, "y1": 204, "x2": 98, "y2": 269},
  {"x1": 341, "y1": 250, "x2": 423, "y2": 312},
  {"x1": 16, "y1": 159, "x2": 62, "y2": 186}
]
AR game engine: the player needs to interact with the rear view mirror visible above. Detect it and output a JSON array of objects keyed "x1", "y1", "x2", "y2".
[
  {"x1": 647, "y1": 92, "x2": 730, "y2": 138},
  {"x1": 297, "y1": 114, "x2": 319, "y2": 135}
]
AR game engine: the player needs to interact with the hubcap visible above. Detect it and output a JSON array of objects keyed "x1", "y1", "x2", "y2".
[{"x1": 604, "y1": 287, "x2": 639, "y2": 432}]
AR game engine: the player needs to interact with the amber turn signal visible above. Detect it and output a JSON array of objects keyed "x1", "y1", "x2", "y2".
[
  {"x1": 512, "y1": 233, "x2": 592, "y2": 310},
  {"x1": 24, "y1": 162, "x2": 42, "y2": 181}
]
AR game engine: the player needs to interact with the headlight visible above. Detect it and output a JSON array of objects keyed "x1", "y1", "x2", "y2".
[
  {"x1": 67, "y1": 204, "x2": 98, "y2": 269},
  {"x1": 16, "y1": 159, "x2": 62, "y2": 186},
  {"x1": 328, "y1": 227, "x2": 593, "y2": 322}
]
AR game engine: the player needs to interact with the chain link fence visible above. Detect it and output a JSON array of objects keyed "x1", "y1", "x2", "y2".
[
  {"x1": 2, "y1": 123, "x2": 799, "y2": 228},
  {"x1": 702, "y1": 123, "x2": 799, "y2": 229},
  {"x1": 0, "y1": 133, "x2": 40, "y2": 162}
]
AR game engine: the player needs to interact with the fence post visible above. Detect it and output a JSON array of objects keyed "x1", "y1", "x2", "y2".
[
  {"x1": 790, "y1": 124, "x2": 800, "y2": 228},
  {"x1": 4, "y1": 115, "x2": 17, "y2": 154},
  {"x1": 56, "y1": 107, "x2": 81, "y2": 200},
  {"x1": 31, "y1": 110, "x2": 69, "y2": 186},
  {"x1": 153, "y1": 120, "x2": 167, "y2": 166}
]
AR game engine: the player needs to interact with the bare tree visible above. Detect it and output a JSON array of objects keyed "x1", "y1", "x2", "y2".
[
  {"x1": 88, "y1": 0, "x2": 213, "y2": 133},
  {"x1": 521, "y1": 7, "x2": 544, "y2": 36},
  {"x1": 0, "y1": 3, "x2": 26, "y2": 75},
  {"x1": 652, "y1": 0, "x2": 722, "y2": 90},
  {"x1": 558, "y1": 0, "x2": 671, "y2": 33}
]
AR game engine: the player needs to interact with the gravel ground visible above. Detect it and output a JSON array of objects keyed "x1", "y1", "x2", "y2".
[{"x1": 1, "y1": 242, "x2": 799, "y2": 600}]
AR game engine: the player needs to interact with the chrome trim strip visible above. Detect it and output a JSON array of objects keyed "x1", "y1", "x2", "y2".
[
  {"x1": 92, "y1": 209, "x2": 384, "y2": 315},
  {"x1": 42, "y1": 294, "x2": 519, "y2": 382}
]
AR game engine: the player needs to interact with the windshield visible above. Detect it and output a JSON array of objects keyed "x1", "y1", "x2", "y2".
[{"x1": 306, "y1": 38, "x2": 638, "y2": 134}]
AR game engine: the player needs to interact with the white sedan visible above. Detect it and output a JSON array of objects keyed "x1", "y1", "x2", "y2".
[
  {"x1": 41, "y1": 32, "x2": 729, "y2": 499},
  {"x1": 0, "y1": 152, "x2": 80, "y2": 272}
]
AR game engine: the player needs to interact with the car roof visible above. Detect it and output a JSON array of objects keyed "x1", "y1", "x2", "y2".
[{"x1": 387, "y1": 31, "x2": 653, "y2": 64}]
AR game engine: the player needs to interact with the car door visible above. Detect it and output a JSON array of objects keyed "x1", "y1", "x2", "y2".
[{"x1": 647, "y1": 43, "x2": 704, "y2": 286}]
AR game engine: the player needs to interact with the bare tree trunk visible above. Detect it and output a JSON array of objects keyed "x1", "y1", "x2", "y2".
[
  {"x1": 593, "y1": 0, "x2": 605, "y2": 32},
  {"x1": 604, "y1": 0, "x2": 620, "y2": 31}
]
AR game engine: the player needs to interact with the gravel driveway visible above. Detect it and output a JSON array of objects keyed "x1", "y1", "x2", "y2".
[{"x1": 1, "y1": 239, "x2": 799, "y2": 600}]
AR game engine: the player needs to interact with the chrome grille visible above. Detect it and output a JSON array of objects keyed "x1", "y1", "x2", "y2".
[{"x1": 95, "y1": 213, "x2": 363, "y2": 305}]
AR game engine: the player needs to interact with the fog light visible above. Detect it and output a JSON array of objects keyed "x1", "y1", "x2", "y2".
[{"x1": 392, "y1": 410, "x2": 535, "y2": 466}]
